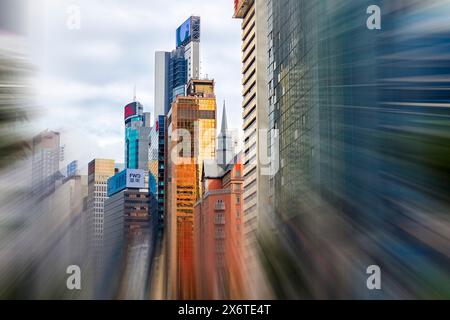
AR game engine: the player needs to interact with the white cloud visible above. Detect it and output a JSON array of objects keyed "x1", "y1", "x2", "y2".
[{"x1": 27, "y1": 0, "x2": 244, "y2": 168}]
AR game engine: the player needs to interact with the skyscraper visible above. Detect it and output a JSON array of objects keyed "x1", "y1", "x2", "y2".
[
  {"x1": 154, "y1": 51, "x2": 170, "y2": 117},
  {"x1": 87, "y1": 158, "x2": 115, "y2": 285},
  {"x1": 176, "y1": 16, "x2": 201, "y2": 81},
  {"x1": 263, "y1": 0, "x2": 450, "y2": 299},
  {"x1": 166, "y1": 78, "x2": 217, "y2": 299},
  {"x1": 154, "y1": 16, "x2": 201, "y2": 117},
  {"x1": 31, "y1": 130, "x2": 60, "y2": 200},
  {"x1": 103, "y1": 168, "x2": 151, "y2": 299},
  {"x1": 149, "y1": 115, "x2": 167, "y2": 241},
  {"x1": 147, "y1": 114, "x2": 168, "y2": 298},
  {"x1": 233, "y1": 0, "x2": 271, "y2": 297},
  {"x1": 124, "y1": 101, "x2": 151, "y2": 170}
]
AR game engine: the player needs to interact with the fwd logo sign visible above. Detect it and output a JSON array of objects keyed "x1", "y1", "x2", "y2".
[{"x1": 126, "y1": 169, "x2": 145, "y2": 187}]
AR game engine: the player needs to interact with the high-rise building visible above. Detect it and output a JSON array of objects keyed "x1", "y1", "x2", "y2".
[
  {"x1": 166, "y1": 78, "x2": 217, "y2": 299},
  {"x1": 124, "y1": 101, "x2": 151, "y2": 170},
  {"x1": 31, "y1": 130, "x2": 60, "y2": 199},
  {"x1": 149, "y1": 115, "x2": 167, "y2": 240},
  {"x1": 147, "y1": 114, "x2": 168, "y2": 298},
  {"x1": 233, "y1": 0, "x2": 271, "y2": 295},
  {"x1": 263, "y1": 0, "x2": 450, "y2": 299},
  {"x1": 169, "y1": 47, "x2": 188, "y2": 108},
  {"x1": 194, "y1": 106, "x2": 245, "y2": 299},
  {"x1": 103, "y1": 168, "x2": 152, "y2": 299},
  {"x1": 176, "y1": 16, "x2": 201, "y2": 81},
  {"x1": 87, "y1": 158, "x2": 115, "y2": 276},
  {"x1": 154, "y1": 16, "x2": 201, "y2": 116},
  {"x1": 154, "y1": 51, "x2": 171, "y2": 116}
]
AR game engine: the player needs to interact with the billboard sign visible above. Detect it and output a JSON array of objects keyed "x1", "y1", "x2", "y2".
[
  {"x1": 126, "y1": 169, "x2": 145, "y2": 189},
  {"x1": 107, "y1": 169, "x2": 146, "y2": 197},
  {"x1": 124, "y1": 102, "x2": 138, "y2": 120},
  {"x1": 176, "y1": 17, "x2": 191, "y2": 48},
  {"x1": 66, "y1": 160, "x2": 78, "y2": 177}
]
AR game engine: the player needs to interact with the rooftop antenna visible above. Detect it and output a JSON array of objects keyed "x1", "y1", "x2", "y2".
[{"x1": 133, "y1": 85, "x2": 136, "y2": 102}]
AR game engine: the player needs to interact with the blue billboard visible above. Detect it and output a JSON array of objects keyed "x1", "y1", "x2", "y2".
[
  {"x1": 176, "y1": 17, "x2": 191, "y2": 48},
  {"x1": 107, "y1": 169, "x2": 146, "y2": 197}
]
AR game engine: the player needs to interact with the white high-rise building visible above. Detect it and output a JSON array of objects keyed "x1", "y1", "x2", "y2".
[
  {"x1": 154, "y1": 51, "x2": 170, "y2": 117},
  {"x1": 233, "y1": 0, "x2": 271, "y2": 298},
  {"x1": 87, "y1": 158, "x2": 115, "y2": 273},
  {"x1": 184, "y1": 40, "x2": 200, "y2": 81}
]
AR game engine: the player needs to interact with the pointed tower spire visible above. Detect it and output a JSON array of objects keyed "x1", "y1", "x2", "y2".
[
  {"x1": 221, "y1": 100, "x2": 228, "y2": 133},
  {"x1": 217, "y1": 100, "x2": 233, "y2": 168}
]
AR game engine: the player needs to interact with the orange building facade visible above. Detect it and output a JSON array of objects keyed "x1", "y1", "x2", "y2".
[
  {"x1": 166, "y1": 79, "x2": 217, "y2": 299},
  {"x1": 194, "y1": 154, "x2": 245, "y2": 299}
]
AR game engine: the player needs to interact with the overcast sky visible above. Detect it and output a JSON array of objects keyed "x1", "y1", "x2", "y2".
[{"x1": 26, "y1": 0, "x2": 243, "y2": 172}]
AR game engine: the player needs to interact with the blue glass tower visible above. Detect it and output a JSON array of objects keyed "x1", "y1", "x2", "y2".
[
  {"x1": 124, "y1": 101, "x2": 151, "y2": 170},
  {"x1": 168, "y1": 48, "x2": 187, "y2": 109}
]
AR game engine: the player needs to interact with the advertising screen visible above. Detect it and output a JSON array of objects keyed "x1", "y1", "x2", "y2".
[
  {"x1": 126, "y1": 169, "x2": 145, "y2": 189},
  {"x1": 107, "y1": 169, "x2": 146, "y2": 197},
  {"x1": 176, "y1": 17, "x2": 191, "y2": 47},
  {"x1": 124, "y1": 102, "x2": 137, "y2": 120}
]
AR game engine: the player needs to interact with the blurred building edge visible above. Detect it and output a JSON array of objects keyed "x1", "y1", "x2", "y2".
[
  {"x1": 0, "y1": 16, "x2": 34, "y2": 170},
  {"x1": 51, "y1": 173, "x2": 89, "y2": 297},
  {"x1": 194, "y1": 104, "x2": 246, "y2": 299},
  {"x1": 1, "y1": 0, "x2": 37, "y2": 168},
  {"x1": 31, "y1": 130, "x2": 60, "y2": 200},
  {"x1": 262, "y1": 0, "x2": 450, "y2": 299}
]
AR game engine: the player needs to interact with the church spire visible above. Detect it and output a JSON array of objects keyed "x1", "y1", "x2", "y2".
[
  {"x1": 217, "y1": 101, "x2": 233, "y2": 168},
  {"x1": 221, "y1": 100, "x2": 228, "y2": 133}
]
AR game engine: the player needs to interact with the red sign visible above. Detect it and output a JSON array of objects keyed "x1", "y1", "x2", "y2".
[{"x1": 124, "y1": 102, "x2": 137, "y2": 120}]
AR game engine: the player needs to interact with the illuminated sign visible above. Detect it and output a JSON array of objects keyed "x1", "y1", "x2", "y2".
[
  {"x1": 107, "y1": 169, "x2": 146, "y2": 197},
  {"x1": 176, "y1": 17, "x2": 191, "y2": 48},
  {"x1": 176, "y1": 16, "x2": 200, "y2": 48},
  {"x1": 124, "y1": 102, "x2": 137, "y2": 120}
]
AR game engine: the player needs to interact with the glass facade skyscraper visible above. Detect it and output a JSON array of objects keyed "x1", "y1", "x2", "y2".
[
  {"x1": 266, "y1": 0, "x2": 450, "y2": 299},
  {"x1": 154, "y1": 16, "x2": 201, "y2": 117},
  {"x1": 168, "y1": 48, "x2": 188, "y2": 109},
  {"x1": 166, "y1": 79, "x2": 217, "y2": 299},
  {"x1": 124, "y1": 101, "x2": 151, "y2": 170}
]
